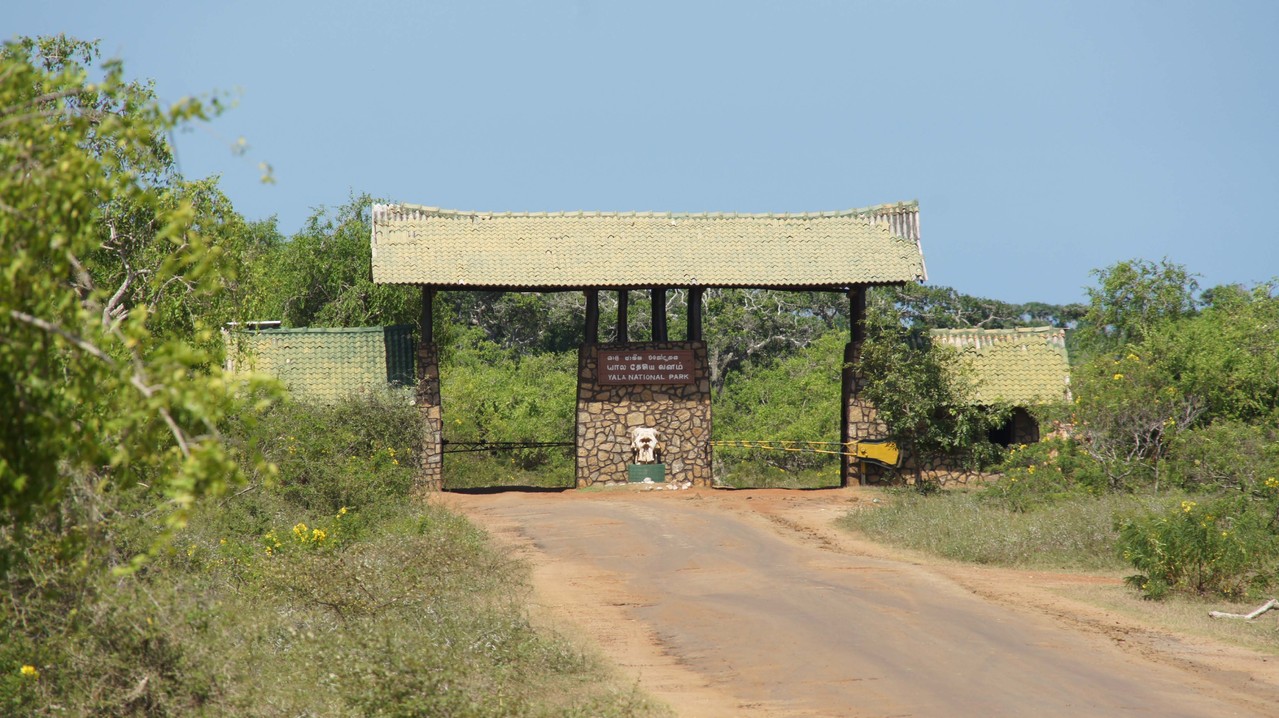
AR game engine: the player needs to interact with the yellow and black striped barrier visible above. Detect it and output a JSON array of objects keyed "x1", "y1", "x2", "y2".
[{"x1": 710, "y1": 439, "x2": 900, "y2": 467}]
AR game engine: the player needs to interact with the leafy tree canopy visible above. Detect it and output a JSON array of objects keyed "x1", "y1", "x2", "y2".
[
  {"x1": 1077, "y1": 258, "x2": 1200, "y2": 353},
  {"x1": 1, "y1": 35, "x2": 271, "y2": 548}
]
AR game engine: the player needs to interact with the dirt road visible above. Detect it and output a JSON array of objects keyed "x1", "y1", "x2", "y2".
[{"x1": 442, "y1": 487, "x2": 1279, "y2": 717}]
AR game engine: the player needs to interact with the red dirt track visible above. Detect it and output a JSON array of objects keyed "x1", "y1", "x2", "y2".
[{"x1": 442, "y1": 487, "x2": 1279, "y2": 717}]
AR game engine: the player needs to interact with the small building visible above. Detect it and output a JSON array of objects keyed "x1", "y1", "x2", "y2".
[{"x1": 930, "y1": 326, "x2": 1071, "y2": 445}]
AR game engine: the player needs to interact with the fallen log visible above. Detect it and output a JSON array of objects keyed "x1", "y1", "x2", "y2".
[{"x1": 1208, "y1": 598, "x2": 1278, "y2": 620}]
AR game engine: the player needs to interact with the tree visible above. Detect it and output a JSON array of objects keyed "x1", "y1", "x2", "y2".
[
  {"x1": 857, "y1": 304, "x2": 1008, "y2": 488},
  {"x1": 0, "y1": 36, "x2": 267, "y2": 544},
  {"x1": 703, "y1": 289, "x2": 846, "y2": 391},
  {"x1": 252, "y1": 193, "x2": 419, "y2": 328},
  {"x1": 869, "y1": 284, "x2": 1085, "y2": 331},
  {"x1": 1076, "y1": 258, "x2": 1200, "y2": 353}
]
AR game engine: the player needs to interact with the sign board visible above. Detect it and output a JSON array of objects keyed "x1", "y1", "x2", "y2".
[{"x1": 600, "y1": 349, "x2": 694, "y2": 385}]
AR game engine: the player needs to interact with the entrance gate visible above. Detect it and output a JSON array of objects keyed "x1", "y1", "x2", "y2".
[{"x1": 369, "y1": 202, "x2": 926, "y2": 492}]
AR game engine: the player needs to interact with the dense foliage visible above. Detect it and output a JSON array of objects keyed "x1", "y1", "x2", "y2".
[{"x1": 0, "y1": 36, "x2": 274, "y2": 549}]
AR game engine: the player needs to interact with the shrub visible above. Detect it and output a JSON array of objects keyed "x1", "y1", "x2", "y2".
[
  {"x1": 1163, "y1": 421, "x2": 1279, "y2": 493},
  {"x1": 226, "y1": 391, "x2": 421, "y2": 512},
  {"x1": 982, "y1": 439, "x2": 1109, "y2": 511},
  {"x1": 1117, "y1": 492, "x2": 1279, "y2": 599},
  {"x1": 3, "y1": 396, "x2": 658, "y2": 716},
  {"x1": 714, "y1": 331, "x2": 844, "y2": 474}
]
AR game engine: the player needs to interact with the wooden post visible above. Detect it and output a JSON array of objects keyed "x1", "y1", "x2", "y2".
[
  {"x1": 850, "y1": 285, "x2": 866, "y2": 348},
  {"x1": 584, "y1": 289, "x2": 599, "y2": 345},
  {"x1": 687, "y1": 286, "x2": 703, "y2": 342},
  {"x1": 617, "y1": 289, "x2": 629, "y2": 343},
  {"x1": 420, "y1": 286, "x2": 435, "y2": 344},
  {"x1": 652, "y1": 287, "x2": 667, "y2": 342}
]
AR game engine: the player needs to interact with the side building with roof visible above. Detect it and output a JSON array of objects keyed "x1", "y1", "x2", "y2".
[{"x1": 930, "y1": 326, "x2": 1071, "y2": 446}]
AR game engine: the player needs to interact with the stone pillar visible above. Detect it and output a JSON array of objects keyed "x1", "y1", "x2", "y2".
[
  {"x1": 841, "y1": 343, "x2": 888, "y2": 486},
  {"x1": 576, "y1": 341, "x2": 712, "y2": 487},
  {"x1": 415, "y1": 343, "x2": 443, "y2": 495}
]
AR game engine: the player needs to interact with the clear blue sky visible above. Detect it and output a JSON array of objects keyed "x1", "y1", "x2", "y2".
[{"x1": 7, "y1": 1, "x2": 1277, "y2": 305}]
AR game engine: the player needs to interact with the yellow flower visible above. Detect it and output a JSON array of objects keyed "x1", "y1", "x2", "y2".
[
  {"x1": 219, "y1": 538, "x2": 227, "y2": 546},
  {"x1": 20, "y1": 665, "x2": 38, "y2": 678},
  {"x1": 1222, "y1": 531, "x2": 1229, "y2": 538},
  {"x1": 1266, "y1": 477, "x2": 1279, "y2": 489},
  {"x1": 1181, "y1": 500, "x2": 1196, "y2": 513},
  {"x1": 311, "y1": 528, "x2": 327, "y2": 543},
  {"x1": 1027, "y1": 465, "x2": 1036, "y2": 474},
  {"x1": 338, "y1": 506, "x2": 348, "y2": 516},
  {"x1": 293, "y1": 522, "x2": 308, "y2": 540},
  {"x1": 1113, "y1": 373, "x2": 1124, "y2": 380}
]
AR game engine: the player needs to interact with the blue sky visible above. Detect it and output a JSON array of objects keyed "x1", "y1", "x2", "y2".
[{"x1": 7, "y1": 1, "x2": 1277, "y2": 305}]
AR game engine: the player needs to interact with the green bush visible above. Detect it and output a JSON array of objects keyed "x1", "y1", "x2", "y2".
[
  {"x1": 713, "y1": 460, "x2": 840, "y2": 489},
  {"x1": 982, "y1": 439, "x2": 1108, "y2": 511},
  {"x1": 1163, "y1": 421, "x2": 1279, "y2": 493},
  {"x1": 1117, "y1": 491, "x2": 1279, "y2": 600},
  {"x1": 227, "y1": 392, "x2": 421, "y2": 513}
]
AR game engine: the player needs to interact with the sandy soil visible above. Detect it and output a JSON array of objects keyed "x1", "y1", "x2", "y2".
[{"x1": 440, "y1": 486, "x2": 1279, "y2": 717}]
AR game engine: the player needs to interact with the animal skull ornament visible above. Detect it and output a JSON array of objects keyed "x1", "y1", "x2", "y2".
[{"x1": 630, "y1": 426, "x2": 661, "y2": 464}]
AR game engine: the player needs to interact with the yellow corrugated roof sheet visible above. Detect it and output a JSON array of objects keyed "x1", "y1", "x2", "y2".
[
  {"x1": 370, "y1": 202, "x2": 926, "y2": 288},
  {"x1": 932, "y1": 327, "x2": 1071, "y2": 406}
]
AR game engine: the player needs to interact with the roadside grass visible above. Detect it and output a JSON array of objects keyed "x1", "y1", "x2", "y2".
[
  {"x1": 158, "y1": 499, "x2": 663, "y2": 717},
  {"x1": 838, "y1": 488, "x2": 1179, "y2": 571},
  {"x1": 1, "y1": 394, "x2": 663, "y2": 717}
]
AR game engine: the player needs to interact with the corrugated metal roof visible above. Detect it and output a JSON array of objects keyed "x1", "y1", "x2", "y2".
[
  {"x1": 370, "y1": 201, "x2": 926, "y2": 289},
  {"x1": 228, "y1": 326, "x2": 415, "y2": 403},
  {"x1": 931, "y1": 327, "x2": 1071, "y2": 406}
]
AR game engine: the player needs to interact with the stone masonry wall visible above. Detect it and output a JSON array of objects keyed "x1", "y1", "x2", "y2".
[
  {"x1": 414, "y1": 343, "x2": 443, "y2": 495},
  {"x1": 842, "y1": 340, "x2": 889, "y2": 485},
  {"x1": 576, "y1": 341, "x2": 712, "y2": 487}
]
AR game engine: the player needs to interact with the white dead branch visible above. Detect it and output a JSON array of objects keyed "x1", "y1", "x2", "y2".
[{"x1": 1208, "y1": 598, "x2": 1279, "y2": 620}]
